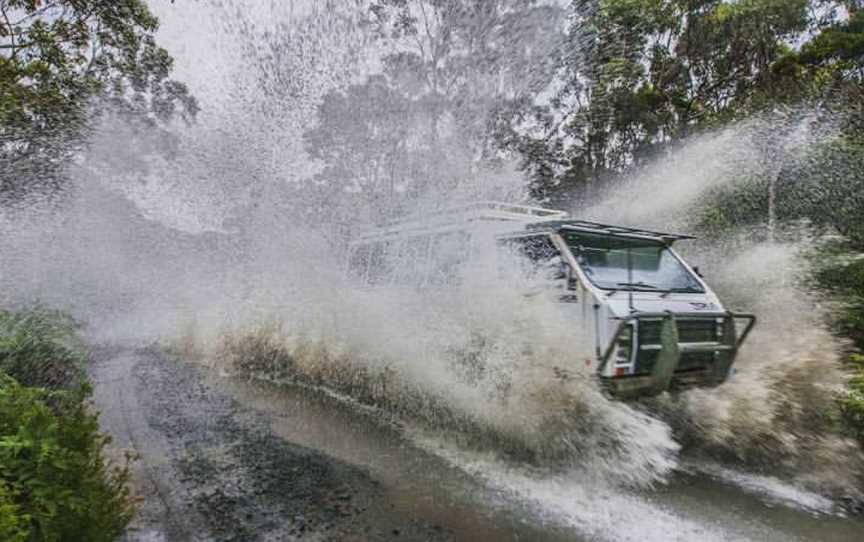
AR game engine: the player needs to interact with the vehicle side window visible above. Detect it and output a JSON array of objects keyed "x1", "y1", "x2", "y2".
[
  {"x1": 365, "y1": 242, "x2": 392, "y2": 285},
  {"x1": 348, "y1": 245, "x2": 371, "y2": 282},
  {"x1": 390, "y1": 237, "x2": 431, "y2": 286},
  {"x1": 350, "y1": 232, "x2": 470, "y2": 287},
  {"x1": 499, "y1": 235, "x2": 568, "y2": 282},
  {"x1": 427, "y1": 231, "x2": 470, "y2": 286}
]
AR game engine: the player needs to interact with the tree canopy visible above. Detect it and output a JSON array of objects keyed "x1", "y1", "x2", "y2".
[
  {"x1": 499, "y1": 0, "x2": 862, "y2": 200},
  {"x1": 0, "y1": 0, "x2": 197, "y2": 197},
  {"x1": 301, "y1": 0, "x2": 863, "y2": 246}
]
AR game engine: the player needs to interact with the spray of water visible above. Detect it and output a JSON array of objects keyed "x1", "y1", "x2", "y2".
[
  {"x1": 1, "y1": 1, "x2": 861, "y2": 529},
  {"x1": 578, "y1": 112, "x2": 864, "y2": 497}
]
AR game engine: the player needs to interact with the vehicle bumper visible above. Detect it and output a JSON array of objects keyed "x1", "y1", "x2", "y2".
[{"x1": 599, "y1": 311, "x2": 756, "y2": 398}]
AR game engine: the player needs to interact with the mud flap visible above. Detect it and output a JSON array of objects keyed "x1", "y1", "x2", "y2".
[{"x1": 652, "y1": 314, "x2": 680, "y2": 394}]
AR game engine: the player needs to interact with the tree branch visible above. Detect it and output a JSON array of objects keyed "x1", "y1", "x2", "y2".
[
  {"x1": 12, "y1": 2, "x2": 61, "y2": 26},
  {"x1": 0, "y1": 2, "x2": 16, "y2": 57}
]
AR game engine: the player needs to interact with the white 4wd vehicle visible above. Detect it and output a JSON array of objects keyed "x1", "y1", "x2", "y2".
[{"x1": 348, "y1": 202, "x2": 755, "y2": 398}]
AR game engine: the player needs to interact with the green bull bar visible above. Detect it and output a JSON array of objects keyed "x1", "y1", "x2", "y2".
[{"x1": 599, "y1": 311, "x2": 757, "y2": 398}]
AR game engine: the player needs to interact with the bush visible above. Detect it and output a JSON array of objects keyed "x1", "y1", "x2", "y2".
[
  {"x1": 0, "y1": 309, "x2": 86, "y2": 392},
  {"x1": 839, "y1": 354, "x2": 864, "y2": 443},
  {"x1": 812, "y1": 250, "x2": 864, "y2": 443},
  {"x1": 0, "y1": 480, "x2": 28, "y2": 542},
  {"x1": 814, "y1": 257, "x2": 864, "y2": 351},
  {"x1": 0, "y1": 376, "x2": 134, "y2": 542},
  {"x1": 0, "y1": 308, "x2": 134, "y2": 540}
]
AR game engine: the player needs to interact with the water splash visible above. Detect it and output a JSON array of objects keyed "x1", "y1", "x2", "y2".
[
  {"x1": 214, "y1": 261, "x2": 680, "y2": 487},
  {"x1": 657, "y1": 240, "x2": 864, "y2": 497},
  {"x1": 1, "y1": 0, "x2": 861, "y2": 526}
]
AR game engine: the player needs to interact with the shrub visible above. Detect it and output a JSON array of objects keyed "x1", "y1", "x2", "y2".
[
  {"x1": 0, "y1": 480, "x2": 28, "y2": 542},
  {"x1": 839, "y1": 354, "x2": 864, "y2": 443},
  {"x1": 0, "y1": 375, "x2": 134, "y2": 542},
  {"x1": 811, "y1": 250, "x2": 864, "y2": 443},
  {"x1": 0, "y1": 309, "x2": 86, "y2": 392}
]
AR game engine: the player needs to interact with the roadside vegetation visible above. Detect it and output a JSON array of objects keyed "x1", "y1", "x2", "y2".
[
  {"x1": 812, "y1": 250, "x2": 864, "y2": 443},
  {"x1": 841, "y1": 353, "x2": 864, "y2": 443},
  {"x1": 0, "y1": 308, "x2": 134, "y2": 540},
  {"x1": 2, "y1": 1, "x2": 194, "y2": 539}
]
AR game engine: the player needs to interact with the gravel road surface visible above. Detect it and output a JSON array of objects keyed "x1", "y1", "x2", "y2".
[{"x1": 88, "y1": 347, "x2": 456, "y2": 542}]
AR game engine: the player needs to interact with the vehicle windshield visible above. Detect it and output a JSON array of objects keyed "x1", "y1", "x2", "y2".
[{"x1": 562, "y1": 231, "x2": 704, "y2": 292}]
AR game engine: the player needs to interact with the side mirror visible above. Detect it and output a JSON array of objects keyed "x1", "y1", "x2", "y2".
[{"x1": 693, "y1": 266, "x2": 704, "y2": 278}]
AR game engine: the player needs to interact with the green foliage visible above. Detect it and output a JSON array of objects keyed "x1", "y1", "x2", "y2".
[
  {"x1": 814, "y1": 255, "x2": 864, "y2": 350},
  {"x1": 0, "y1": 0, "x2": 197, "y2": 197},
  {"x1": 794, "y1": 11, "x2": 864, "y2": 76},
  {"x1": 810, "y1": 248, "x2": 864, "y2": 443},
  {"x1": 304, "y1": 75, "x2": 416, "y2": 210},
  {"x1": 691, "y1": 176, "x2": 773, "y2": 236},
  {"x1": 309, "y1": 1, "x2": 863, "y2": 217},
  {"x1": 0, "y1": 375, "x2": 133, "y2": 542},
  {"x1": 308, "y1": 0, "x2": 565, "y2": 213},
  {"x1": 839, "y1": 354, "x2": 864, "y2": 443},
  {"x1": 0, "y1": 308, "x2": 86, "y2": 392},
  {"x1": 0, "y1": 480, "x2": 28, "y2": 542},
  {"x1": 782, "y1": 139, "x2": 864, "y2": 249},
  {"x1": 501, "y1": 0, "x2": 816, "y2": 198},
  {"x1": 0, "y1": 309, "x2": 134, "y2": 540},
  {"x1": 484, "y1": 0, "x2": 864, "y2": 201},
  {"x1": 691, "y1": 134, "x2": 864, "y2": 248}
]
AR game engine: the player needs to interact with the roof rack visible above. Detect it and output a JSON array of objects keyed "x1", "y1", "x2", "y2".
[
  {"x1": 387, "y1": 201, "x2": 567, "y2": 225},
  {"x1": 350, "y1": 202, "x2": 695, "y2": 245},
  {"x1": 527, "y1": 219, "x2": 696, "y2": 243},
  {"x1": 353, "y1": 201, "x2": 567, "y2": 243}
]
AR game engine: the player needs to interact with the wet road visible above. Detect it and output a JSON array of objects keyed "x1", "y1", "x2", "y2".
[
  {"x1": 89, "y1": 347, "x2": 568, "y2": 541},
  {"x1": 89, "y1": 347, "x2": 863, "y2": 541}
]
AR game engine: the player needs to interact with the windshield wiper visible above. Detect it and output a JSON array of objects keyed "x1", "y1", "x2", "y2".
[
  {"x1": 616, "y1": 282, "x2": 662, "y2": 291},
  {"x1": 659, "y1": 287, "x2": 704, "y2": 298}
]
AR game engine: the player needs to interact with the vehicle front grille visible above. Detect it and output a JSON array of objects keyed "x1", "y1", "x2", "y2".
[
  {"x1": 677, "y1": 352, "x2": 715, "y2": 372},
  {"x1": 634, "y1": 350, "x2": 660, "y2": 375},
  {"x1": 677, "y1": 320, "x2": 719, "y2": 343},
  {"x1": 635, "y1": 319, "x2": 719, "y2": 376},
  {"x1": 638, "y1": 319, "x2": 717, "y2": 345},
  {"x1": 634, "y1": 350, "x2": 716, "y2": 376}
]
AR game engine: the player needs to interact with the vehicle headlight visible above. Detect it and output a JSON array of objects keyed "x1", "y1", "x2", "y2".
[{"x1": 615, "y1": 325, "x2": 633, "y2": 364}]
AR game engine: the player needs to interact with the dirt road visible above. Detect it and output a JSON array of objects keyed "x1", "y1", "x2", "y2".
[
  {"x1": 83, "y1": 347, "x2": 864, "y2": 542},
  {"x1": 88, "y1": 348, "x2": 456, "y2": 542}
]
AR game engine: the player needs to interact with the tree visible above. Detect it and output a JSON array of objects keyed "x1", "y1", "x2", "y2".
[
  {"x1": 304, "y1": 75, "x2": 416, "y2": 214},
  {"x1": 369, "y1": 0, "x2": 564, "y2": 155},
  {"x1": 303, "y1": 0, "x2": 566, "y2": 226},
  {"x1": 498, "y1": 0, "x2": 818, "y2": 201},
  {"x1": 0, "y1": 0, "x2": 197, "y2": 197}
]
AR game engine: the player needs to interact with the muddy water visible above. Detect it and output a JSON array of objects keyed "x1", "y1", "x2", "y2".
[
  {"x1": 646, "y1": 472, "x2": 863, "y2": 542},
  {"x1": 218, "y1": 375, "x2": 577, "y2": 541},
  {"x1": 216, "y1": 373, "x2": 864, "y2": 542}
]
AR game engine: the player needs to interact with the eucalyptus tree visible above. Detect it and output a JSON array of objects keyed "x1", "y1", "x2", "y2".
[
  {"x1": 305, "y1": 0, "x2": 566, "y2": 221},
  {"x1": 502, "y1": 0, "x2": 822, "y2": 200},
  {"x1": 0, "y1": 0, "x2": 196, "y2": 198}
]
